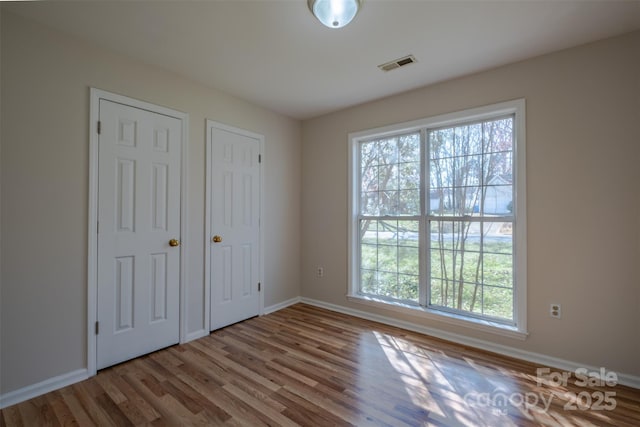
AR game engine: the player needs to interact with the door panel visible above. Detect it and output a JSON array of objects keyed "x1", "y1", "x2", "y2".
[
  {"x1": 97, "y1": 99, "x2": 181, "y2": 369},
  {"x1": 210, "y1": 126, "x2": 261, "y2": 330}
]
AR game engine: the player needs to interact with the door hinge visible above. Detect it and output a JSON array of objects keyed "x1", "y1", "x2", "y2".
[
  {"x1": 95, "y1": 321, "x2": 99, "y2": 335},
  {"x1": 97, "y1": 121, "x2": 102, "y2": 135},
  {"x1": 258, "y1": 282, "x2": 261, "y2": 292},
  {"x1": 258, "y1": 154, "x2": 261, "y2": 163}
]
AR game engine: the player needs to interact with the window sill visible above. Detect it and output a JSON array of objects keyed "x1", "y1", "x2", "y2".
[{"x1": 346, "y1": 294, "x2": 528, "y2": 341}]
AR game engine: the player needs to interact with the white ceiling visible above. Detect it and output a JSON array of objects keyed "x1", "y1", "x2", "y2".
[{"x1": 4, "y1": 0, "x2": 640, "y2": 120}]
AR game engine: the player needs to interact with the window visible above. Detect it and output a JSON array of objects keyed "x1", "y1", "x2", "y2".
[{"x1": 349, "y1": 100, "x2": 527, "y2": 337}]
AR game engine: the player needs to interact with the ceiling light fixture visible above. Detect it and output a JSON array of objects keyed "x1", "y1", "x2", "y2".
[{"x1": 308, "y1": 0, "x2": 361, "y2": 29}]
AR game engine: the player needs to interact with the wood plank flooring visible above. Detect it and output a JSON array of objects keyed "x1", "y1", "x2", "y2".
[{"x1": 2, "y1": 303, "x2": 639, "y2": 426}]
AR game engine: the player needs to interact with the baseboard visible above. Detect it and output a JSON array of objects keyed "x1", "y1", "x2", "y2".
[
  {"x1": 184, "y1": 328, "x2": 209, "y2": 343},
  {"x1": 3, "y1": 297, "x2": 637, "y2": 410},
  {"x1": 263, "y1": 296, "x2": 302, "y2": 315},
  {"x1": 299, "y1": 297, "x2": 640, "y2": 390},
  {"x1": 0, "y1": 368, "x2": 88, "y2": 409}
]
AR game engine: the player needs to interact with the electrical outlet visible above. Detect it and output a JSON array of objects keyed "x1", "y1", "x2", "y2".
[
  {"x1": 550, "y1": 303, "x2": 561, "y2": 318},
  {"x1": 317, "y1": 267, "x2": 324, "y2": 278}
]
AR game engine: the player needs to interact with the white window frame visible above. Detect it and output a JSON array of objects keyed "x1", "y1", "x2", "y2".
[{"x1": 348, "y1": 99, "x2": 527, "y2": 339}]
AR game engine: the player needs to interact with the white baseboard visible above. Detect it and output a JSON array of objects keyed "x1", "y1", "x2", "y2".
[
  {"x1": 0, "y1": 368, "x2": 88, "y2": 409},
  {"x1": 299, "y1": 297, "x2": 640, "y2": 390},
  {"x1": 3, "y1": 296, "x2": 637, "y2": 410},
  {"x1": 263, "y1": 296, "x2": 301, "y2": 315},
  {"x1": 184, "y1": 328, "x2": 209, "y2": 343}
]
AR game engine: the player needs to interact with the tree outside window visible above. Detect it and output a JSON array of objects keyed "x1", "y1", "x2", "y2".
[{"x1": 354, "y1": 105, "x2": 523, "y2": 328}]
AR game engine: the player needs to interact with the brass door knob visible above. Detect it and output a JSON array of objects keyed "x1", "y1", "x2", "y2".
[
  {"x1": 212, "y1": 235, "x2": 222, "y2": 243},
  {"x1": 169, "y1": 239, "x2": 180, "y2": 247}
]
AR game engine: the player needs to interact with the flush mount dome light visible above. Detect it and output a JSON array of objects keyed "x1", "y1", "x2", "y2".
[{"x1": 308, "y1": 0, "x2": 361, "y2": 29}]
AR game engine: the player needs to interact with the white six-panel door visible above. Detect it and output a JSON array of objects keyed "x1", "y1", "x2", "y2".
[
  {"x1": 209, "y1": 124, "x2": 262, "y2": 330},
  {"x1": 97, "y1": 99, "x2": 182, "y2": 369}
]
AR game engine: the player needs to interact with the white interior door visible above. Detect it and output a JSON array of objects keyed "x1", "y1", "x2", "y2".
[
  {"x1": 209, "y1": 125, "x2": 261, "y2": 330},
  {"x1": 97, "y1": 99, "x2": 182, "y2": 369}
]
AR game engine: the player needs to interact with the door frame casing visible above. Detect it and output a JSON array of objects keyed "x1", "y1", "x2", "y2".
[
  {"x1": 205, "y1": 120, "x2": 265, "y2": 331},
  {"x1": 88, "y1": 88, "x2": 189, "y2": 376}
]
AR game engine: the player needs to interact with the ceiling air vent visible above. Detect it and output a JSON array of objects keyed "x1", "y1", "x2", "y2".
[{"x1": 378, "y1": 55, "x2": 417, "y2": 72}]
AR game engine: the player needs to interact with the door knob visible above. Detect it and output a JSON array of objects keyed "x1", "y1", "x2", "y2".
[
  {"x1": 212, "y1": 235, "x2": 222, "y2": 243},
  {"x1": 169, "y1": 239, "x2": 180, "y2": 247}
]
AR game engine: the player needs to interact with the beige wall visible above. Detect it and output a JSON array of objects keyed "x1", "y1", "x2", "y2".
[
  {"x1": 302, "y1": 32, "x2": 640, "y2": 377},
  {"x1": 0, "y1": 12, "x2": 301, "y2": 394},
  {"x1": 2, "y1": 7, "x2": 639, "y2": 399}
]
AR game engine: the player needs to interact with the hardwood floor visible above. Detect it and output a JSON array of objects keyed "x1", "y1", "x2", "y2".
[{"x1": 2, "y1": 303, "x2": 639, "y2": 426}]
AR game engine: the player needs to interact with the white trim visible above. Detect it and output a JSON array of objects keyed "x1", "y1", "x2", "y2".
[
  {"x1": 300, "y1": 297, "x2": 640, "y2": 390},
  {"x1": 347, "y1": 99, "x2": 527, "y2": 335},
  {"x1": 179, "y1": 104, "x2": 190, "y2": 345},
  {"x1": 87, "y1": 88, "x2": 99, "y2": 377},
  {"x1": 4, "y1": 296, "x2": 637, "y2": 409},
  {"x1": 346, "y1": 294, "x2": 527, "y2": 340},
  {"x1": 258, "y1": 135, "x2": 265, "y2": 317},
  {"x1": 349, "y1": 99, "x2": 526, "y2": 141},
  {"x1": 0, "y1": 369, "x2": 88, "y2": 409},
  {"x1": 513, "y1": 99, "x2": 527, "y2": 333},
  {"x1": 88, "y1": 88, "x2": 189, "y2": 376},
  {"x1": 264, "y1": 297, "x2": 302, "y2": 315},
  {"x1": 204, "y1": 122, "x2": 213, "y2": 333},
  {"x1": 347, "y1": 122, "x2": 358, "y2": 316},
  {"x1": 185, "y1": 329, "x2": 209, "y2": 343},
  {"x1": 205, "y1": 120, "x2": 265, "y2": 331}
]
